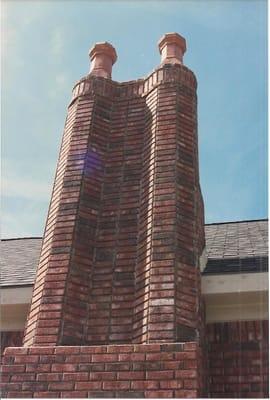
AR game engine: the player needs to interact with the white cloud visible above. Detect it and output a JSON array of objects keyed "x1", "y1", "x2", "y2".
[
  {"x1": 50, "y1": 27, "x2": 65, "y2": 58},
  {"x1": 48, "y1": 72, "x2": 70, "y2": 99}
]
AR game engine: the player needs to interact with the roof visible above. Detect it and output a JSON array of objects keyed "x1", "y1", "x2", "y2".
[
  {"x1": 205, "y1": 219, "x2": 268, "y2": 260},
  {"x1": 204, "y1": 219, "x2": 268, "y2": 274},
  {"x1": 0, "y1": 238, "x2": 42, "y2": 287},
  {"x1": 0, "y1": 220, "x2": 268, "y2": 287}
]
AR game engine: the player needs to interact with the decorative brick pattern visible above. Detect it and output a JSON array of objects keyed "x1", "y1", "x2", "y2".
[
  {"x1": 23, "y1": 61, "x2": 204, "y2": 347},
  {"x1": 1, "y1": 343, "x2": 202, "y2": 398},
  {"x1": 207, "y1": 320, "x2": 269, "y2": 398}
]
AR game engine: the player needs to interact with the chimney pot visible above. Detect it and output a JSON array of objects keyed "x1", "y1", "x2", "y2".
[
  {"x1": 158, "y1": 32, "x2": 186, "y2": 65},
  {"x1": 89, "y1": 42, "x2": 117, "y2": 79}
]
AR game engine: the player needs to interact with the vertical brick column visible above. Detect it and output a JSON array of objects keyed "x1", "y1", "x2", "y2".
[
  {"x1": 85, "y1": 96, "x2": 146, "y2": 344},
  {"x1": 23, "y1": 92, "x2": 111, "y2": 346},
  {"x1": 133, "y1": 35, "x2": 205, "y2": 343},
  {"x1": 23, "y1": 43, "x2": 117, "y2": 346}
]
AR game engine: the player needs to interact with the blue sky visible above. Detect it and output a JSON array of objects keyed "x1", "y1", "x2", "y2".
[{"x1": 2, "y1": 0, "x2": 267, "y2": 238}]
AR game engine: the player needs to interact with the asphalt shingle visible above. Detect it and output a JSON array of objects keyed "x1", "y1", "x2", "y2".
[{"x1": 0, "y1": 238, "x2": 42, "y2": 286}]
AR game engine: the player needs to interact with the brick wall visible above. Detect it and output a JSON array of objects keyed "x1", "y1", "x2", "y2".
[
  {"x1": 207, "y1": 320, "x2": 269, "y2": 398},
  {"x1": 1, "y1": 342, "x2": 202, "y2": 398}
]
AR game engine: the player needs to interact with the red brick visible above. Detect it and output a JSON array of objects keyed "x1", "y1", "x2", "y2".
[
  {"x1": 174, "y1": 390, "x2": 198, "y2": 398},
  {"x1": 90, "y1": 372, "x2": 116, "y2": 381},
  {"x1": 146, "y1": 371, "x2": 174, "y2": 380},
  {"x1": 60, "y1": 391, "x2": 87, "y2": 398},
  {"x1": 54, "y1": 346, "x2": 81, "y2": 354},
  {"x1": 145, "y1": 390, "x2": 174, "y2": 398},
  {"x1": 29, "y1": 347, "x2": 54, "y2": 355},
  {"x1": 92, "y1": 354, "x2": 118, "y2": 363},
  {"x1": 33, "y1": 392, "x2": 60, "y2": 398},
  {"x1": 51, "y1": 364, "x2": 77, "y2": 372},
  {"x1": 37, "y1": 373, "x2": 62, "y2": 382},
  {"x1": 103, "y1": 381, "x2": 130, "y2": 390},
  {"x1": 7, "y1": 392, "x2": 32, "y2": 398},
  {"x1": 49, "y1": 382, "x2": 74, "y2": 391},
  {"x1": 118, "y1": 371, "x2": 145, "y2": 380},
  {"x1": 75, "y1": 382, "x2": 102, "y2": 390},
  {"x1": 175, "y1": 352, "x2": 196, "y2": 360},
  {"x1": 11, "y1": 374, "x2": 36, "y2": 382},
  {"x1": 131, "y1": 380, "x2": 159, "y2": 390},
  {"x1": 63, "y1": 372, "x2": 89, "y2": 381},
  {"x1": 175, "y1": 370, "x2": 197, "y2": 379},
  {"x1": 14, "y1": 355, "x2": 39, "y2": 363},
  {"x1": 160, "y1": 380, "x2": 184, "y2": 389},
  {"x1": 4, "y1": 347, "x2": 28, "y2": 355},
  {"x1": 2, "y1": 365, "x2": 25, "y2": 373}
]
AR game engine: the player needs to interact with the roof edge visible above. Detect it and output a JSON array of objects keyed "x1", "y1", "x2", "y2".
[
  {"x1": 1, "y1": 237, "x2": 43, "y2": 241},
  {"x1": 205, "y1": 218, "x2": 268, "y2": 226}
]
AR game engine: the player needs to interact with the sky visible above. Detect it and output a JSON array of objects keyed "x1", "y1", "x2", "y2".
[{"x1": 1, "y1": 0, "x2": 267, "y2": 238}]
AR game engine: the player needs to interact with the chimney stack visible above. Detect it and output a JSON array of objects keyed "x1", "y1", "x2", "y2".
[
  {"x1": 89, "y1": 42, "x2": 117, "y2": 78},
  {"x1": 12, "y1": 33, "x2": 205, "y2": 399}
]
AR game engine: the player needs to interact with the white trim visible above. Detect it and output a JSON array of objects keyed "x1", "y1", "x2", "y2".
[
  {"x1": 201, "y1": 272, "x2": 268, "y2": 294},
  {"x1": 0, "y1": 286, "x2": 33, "y2": 305}
]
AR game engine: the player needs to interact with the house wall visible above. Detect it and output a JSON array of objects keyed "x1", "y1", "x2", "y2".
[{"x1": 207, "y1": 320, "x2": 269, "y2": 398}]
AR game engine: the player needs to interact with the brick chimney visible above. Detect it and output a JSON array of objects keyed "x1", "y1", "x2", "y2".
[{"x1": 3, "y1": 34, "x2": 206, "y2": 398}]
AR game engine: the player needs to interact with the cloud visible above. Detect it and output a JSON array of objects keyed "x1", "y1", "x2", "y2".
[
  {"x1": 50, "y1": 27, "x2": 65, "y2": 58},
  {"x1": 48, "y1": 72, "x2": 70, "y2": 99}
]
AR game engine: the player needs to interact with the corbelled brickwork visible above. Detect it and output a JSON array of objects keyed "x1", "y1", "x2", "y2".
[
  {"x1": 23, "y1": 33, "x2": 205, "y2": 348},
  {"x1": 1, "y1": 343, "x2": 202, "y2": 398},
  {"x1": 207, "y1": 320, "x2": 269, "y2": 398}
]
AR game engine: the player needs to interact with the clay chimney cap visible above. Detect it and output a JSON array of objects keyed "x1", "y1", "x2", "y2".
[
  {"x1": 89, "y1": 42, "x2": 117, "y2": 65},
  {"x1": 158, "y1": 33, "x2": 186, "y2": 54}
]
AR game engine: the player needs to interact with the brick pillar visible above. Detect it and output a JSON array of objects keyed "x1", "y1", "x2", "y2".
[
  {"x1": 23, "y1": 44, "x2": 117, "y2": 346},
  {"x1": 23, "y1": 33, "x2": 205, "y2": 347},
  {"x1": 133, "y1": 34, "x2": 204, "y2": 343}
]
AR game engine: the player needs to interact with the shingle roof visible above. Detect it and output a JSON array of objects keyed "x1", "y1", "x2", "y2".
[
  {"x1": 0, "y1": 220, "x2": 268, "y2": 286},
  {"x1": 205, "y1": 219, "x2": 268, "y2": 260},
  {"x1": 0, "y1": 238, "x2": 42, "y2": 287},
  {"x1": 204, "y1": 219, "x2": 268, "y2": 275}
]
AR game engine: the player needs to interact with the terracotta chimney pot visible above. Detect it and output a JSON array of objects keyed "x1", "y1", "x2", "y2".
[
  {"x1": 89, "y1": 42, "x2": 117, "y2": 79},
  {"x1": 158, "y1": 32, "x2": 186, "y2": 65}
]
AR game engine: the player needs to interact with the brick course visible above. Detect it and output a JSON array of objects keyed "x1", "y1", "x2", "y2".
[{"x1": 1, "y1": 343, "x2": 202, "y2": 398}]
